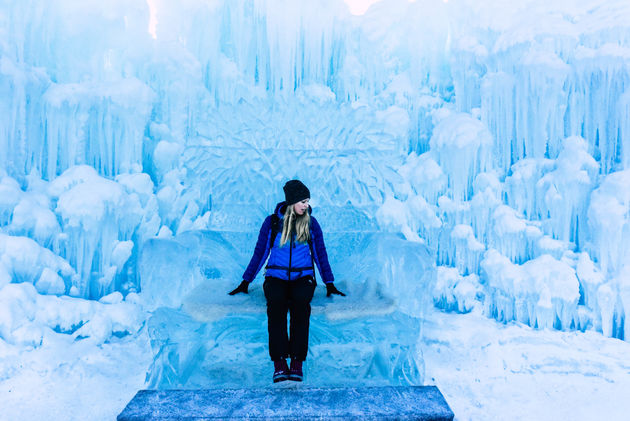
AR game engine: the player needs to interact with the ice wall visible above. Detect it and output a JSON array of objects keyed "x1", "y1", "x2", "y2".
[
  {"x1": 421, "y1": 0, "x2": 630, "y2": 340},
  {"x1": 1, "y1": 0, "x2": 451, "y2": 302},
  {"x1": 1, "y1": 0, "x2": 630, "y2": 343},
  {"x1": 450, "y1": 0, "x2": 630, "y2": 173},
  {"x1": 1, "y1": 0, "x2": 452, "y2": 181}
]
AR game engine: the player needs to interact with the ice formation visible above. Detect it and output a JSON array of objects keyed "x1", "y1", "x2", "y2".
[
  {"x1": 0, "y1": 282, "x2": 143, "y2": 347},
  {"x1": 1, "y1": 0, "x2": 630, "y2": 396}
]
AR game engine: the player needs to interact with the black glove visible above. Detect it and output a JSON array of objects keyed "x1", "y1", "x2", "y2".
[
  {"x1": 229, "y1": 280, "x2": 249, "y2": 295},
  {"x1": 326, "y1": 283, "x2": 346, "y2": 297}
]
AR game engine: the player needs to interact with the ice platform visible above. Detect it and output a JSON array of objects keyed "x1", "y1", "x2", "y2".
[{"x1": 117, "y1": 386, "x2": 454, "y2": 420}]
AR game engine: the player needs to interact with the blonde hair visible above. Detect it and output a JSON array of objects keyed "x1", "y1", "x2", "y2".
[{"x1": 280, "y1": 204, "x2": 311, "y2": 246}]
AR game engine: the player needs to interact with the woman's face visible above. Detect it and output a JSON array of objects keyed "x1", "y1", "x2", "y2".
[{"x1": 293, "y1": 198, "x2": 310, "y2": 216}]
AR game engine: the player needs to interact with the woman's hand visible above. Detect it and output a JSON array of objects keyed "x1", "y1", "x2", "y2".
[
  {"x1": 229, "y1": 280, "x2": 249, "y2": 295},
  {"x1": 326, "y1": 283, "x2": 346, "y2": 297}
]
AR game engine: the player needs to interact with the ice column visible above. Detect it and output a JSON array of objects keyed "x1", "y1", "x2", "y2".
[
  {"x1": 43, "y1": 79, "x2": 154, "y2": 179},
  {"x1": 535, "y1": 136, "x2": 599, "y2": 245},
  {"x1": 0, "y1": 57, "x2": 50, "y2": 178},
  {"x1": 48, "y1": 166, "x2": 158, "y2": 298},
  {"x1": 566, "y1": 46, "x2": 630, "y2": 174},
  {"x1": 429, "y1": 112, "x2": 493, "y2": 202}
]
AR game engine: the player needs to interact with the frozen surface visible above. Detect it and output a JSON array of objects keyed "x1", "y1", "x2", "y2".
[{"x1": 118, "y1": 386, "x2": 454, "y2": 420}]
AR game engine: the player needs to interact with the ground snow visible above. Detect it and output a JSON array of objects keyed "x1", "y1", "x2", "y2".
[
  {"x1": 0, "y1": 329, "x2": 151, "y2": 421},
  {"x1": 1, "y1": 307, "x2": 629, "y2": 420},
  {"x1": 424, "y1": 308, "x2": 630, "y2": 421}
]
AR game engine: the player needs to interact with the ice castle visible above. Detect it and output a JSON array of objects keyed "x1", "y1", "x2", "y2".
[{"x1": 1, "y1": 0, "x2": 630, "y2": 391}]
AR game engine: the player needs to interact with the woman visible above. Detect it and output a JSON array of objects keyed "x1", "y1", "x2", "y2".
[{"x1": 229, "y1": 179, "x2": 345, "y2": 383}]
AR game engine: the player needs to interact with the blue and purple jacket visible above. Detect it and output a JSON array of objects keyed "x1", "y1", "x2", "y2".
[{"x1": 242, "y1": 201, "x2": 334, "y2": 284}]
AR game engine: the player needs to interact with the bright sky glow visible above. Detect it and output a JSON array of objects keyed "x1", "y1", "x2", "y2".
[
  {"x1": 147, "y1": 0, "x2": 158, "y2": 39},
  {"x1": 146, "y1": 1, "x2": 436, "y2": 29},
  {"x1": 344, "y1": 0, "x2": 431, "y2": 16},
  {"x1": 344, "y1": 0, "x2": 383, "y2": 15}
]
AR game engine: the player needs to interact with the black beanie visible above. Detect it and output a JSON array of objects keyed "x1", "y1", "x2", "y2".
[{"x1": 283, "y1": 180, "x2": 310, "y2": 206}]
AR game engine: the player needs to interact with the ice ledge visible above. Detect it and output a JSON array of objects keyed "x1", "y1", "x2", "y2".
[{"x1": 117, "y1": 386, "x2": 454, "y2": 420}]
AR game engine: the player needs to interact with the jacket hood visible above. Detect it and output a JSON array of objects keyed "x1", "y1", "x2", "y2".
[{"x1": 274, "y1": 201, "x2": 312, "y2": 218}]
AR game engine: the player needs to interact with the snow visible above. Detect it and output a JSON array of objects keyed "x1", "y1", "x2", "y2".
[
  {"x1": 0, "y1": 283, "x2": 143, "y2": 345},
  {"x1": 423, "y1": 308, "x2": 630, "y2": 421},
  {"x1": 0, "y1": 327, "x2": 150, "y2": 421},
  {"x1": 434, "y1": 266, "x2": 480, "y2": 313},
  {"x1": 0, "y1": 281, "x2": 148, "y2": 418},
  {"x1": 1, "y1": 304, "x2": 629, "y2": 420},
  {"x1": 0, "y1": 233, "x2": 76, "y2": 293}
]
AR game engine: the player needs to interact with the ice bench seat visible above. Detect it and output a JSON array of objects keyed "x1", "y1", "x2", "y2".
[
  {"x1": 142, "y1": 231, "x2": 433, "y2": 390},
  {"x1": 117, "y1": 385, "x2": 454, "y2": 420}
]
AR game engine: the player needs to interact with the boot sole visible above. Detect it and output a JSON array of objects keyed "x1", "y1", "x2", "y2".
[{"x1": 273, "y1": 374, "x2": 289, "y2": 383}]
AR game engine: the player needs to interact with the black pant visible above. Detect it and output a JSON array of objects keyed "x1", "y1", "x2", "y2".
[{"x1": 263, "y1": 276, "x2": 316, "y2": 362}]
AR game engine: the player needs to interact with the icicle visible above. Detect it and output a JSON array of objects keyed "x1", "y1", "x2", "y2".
[
  {"x1": 566, "y1": 45, "x2": 630, "y2": 174},
  {"x1": 597, "y1": 284, "x2": 616, "y2": 338},
  {"x1": 43, "y1": 79, "x2": 154, "y2": 179},
  {"x1": 430, "y1": 111, "x2": 493, "y2": 202},
  {"x1": 434, "y1": 266, "x2": 479, "y2": 313},
  {"x1": 588, "y1": 170, "x2": 630, "y2": 276},
  {"x1": 481, "y1": 250, "x2": 580, "y2": 330},
  {"x1": 536, "y1": 136, "x2": 598, "y2": 244},
  {"x1": 48, "y1": 166, "x2": 159, "y2": 299},
  {"x1": 450, "y1": 224, "x2": 484, "y2": 275}
]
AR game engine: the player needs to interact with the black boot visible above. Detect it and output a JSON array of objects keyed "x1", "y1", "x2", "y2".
[
  {"x1": 288, "y1": 359, "x2": 303, "y2": 382},
  {"x1": 273, "y1": 359, "x2": 289, "y2": 383}
]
